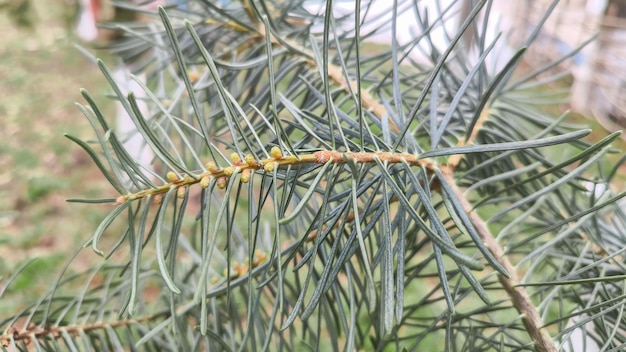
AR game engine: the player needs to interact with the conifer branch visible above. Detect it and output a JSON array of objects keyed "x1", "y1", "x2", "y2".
[
  {"x1": 244, "y1": 5, "x2": 401, "y2": 134},
  {"x1": 0, "y1": 313, "x2": 167, "y2": 348},
  {"x1": 439, "y1": 166, "x2": 557, "y2": 352},
  {"x1": 116, "y1": 150, "x2": 435, "y2": 203},
  {"x1": 204, "y1": 5, "x2": 401, "y2": 134}
]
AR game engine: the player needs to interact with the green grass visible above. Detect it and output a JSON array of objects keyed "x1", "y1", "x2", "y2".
[{"x1": 0, "y1": 1, "x2": 117, "y2": 313}]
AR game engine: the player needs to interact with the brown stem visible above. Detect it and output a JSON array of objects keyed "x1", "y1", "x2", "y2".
[
  {"x1": 440, "y1": 166, "x2": 557, "y2": 352},
  {"x1": 319, "y1": 61, "x2": 400, "y2": 133},
  {"x1": 117, "y1": 151, "x2": 435, "y2": 203},
  {"x1": 251, "y1": 17, "x2": 400, "y2": 134},
  {"x1": 447, "y1": 107, "x2": 492, "y2": 169},
  {"x1": 211, "y1": 10, "x2": 391, "y2": 129},
  {"x1": 0, "y1": 313, "x2": 166, "y2": 347}
]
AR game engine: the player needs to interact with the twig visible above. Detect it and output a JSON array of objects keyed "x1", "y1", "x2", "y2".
[
  {"x1": 0, "y1": 313, "x2": 166, "y2": 347},
  {"x1": 199, "y1": 16, "x2": 402, "y2": 133},
  {"x1": 447, "y1": 107, "x2": 491, "y2": 169},
  {"x1": 116, "y1": 150, "x2": 435, "y2": 203},
  {"x1": 250, "y1": 13, "x2": 401, "y2": 134},
  {"x1": 440, "y1": 166, "x2": 557, "y2": 352}
]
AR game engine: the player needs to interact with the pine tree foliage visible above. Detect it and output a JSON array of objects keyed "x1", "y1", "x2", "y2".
[{"x1": 2, "y1": 0, "x2": 626, "y2": 351}]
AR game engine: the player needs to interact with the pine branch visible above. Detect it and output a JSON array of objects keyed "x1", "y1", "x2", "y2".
[
  {"x1": 440, "y1": 166, "x2": 557, "y2": 352},
  {"x1": 241, "y1": 3, "x2": 402, "y2": 133},
  {"x1": 115, "y1": 149, "x2": 435, "y2": 203},
  {"x1": 438, "y1": 84, "x2": 556, "y2": 350},
  {"x1": 3, "y1": 2, "x2": 618, "y2": 350},
  {"x1": 0, "y1": 312, "x2": 167, "y2": 348}
]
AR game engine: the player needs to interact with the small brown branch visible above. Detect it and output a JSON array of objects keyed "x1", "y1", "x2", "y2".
[
  {"x1": 447, "y1": 107, "x2": 492, "y2": 169},
  {"x1": 314, "y1": 150, "x2": 434, "y2": 169},
  {"x1": 251, "y1": 19, "x2": 400, "y2": 134},
  {"x1": 0, "y1": 313, "x2": 166, "y2": 347},
  {"x1": 116, "y1": 150, "x2": 435, "y2": 203},
  {"x1": 440, "y1": 166, "x2": 556, "y2": 352},
  {"x1": 319, "y1": 61, "x2": 400, "y2": 133}
]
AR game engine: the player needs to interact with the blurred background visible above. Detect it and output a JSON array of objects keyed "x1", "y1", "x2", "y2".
[
  {"x1": 0, "y1": 0, "x2": 624, "y2": 314},
  {"x1": 0, "y1": 0, "x2": 116, "y2": 310},
  {"x1": 500, "y1": 0, "x2": 626, "y2": 137}
]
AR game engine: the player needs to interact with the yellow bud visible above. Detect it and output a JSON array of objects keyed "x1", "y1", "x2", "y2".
[
  {"x1": 222, "y1": 166, "x2": 234, "y2": 176},
  {"x1": 223, "y1": 267, "x2": 236, "y2": 279},
  {"x1": 206, "y1": 161, "x2": 219, "y2": 173},
  {"x1": 236, "y1": 263, "x2": 249, "y2": 277},
  {"x1": 200, "y1": 175, "x2": 210, "y2": 188},
  {"x1": 230, "y1": 152, "x2": 242, "y2": 165},
  {"x1": 270, "y1": 146, "x2": 283, "y2": 159},
  {"x1": 245, "y1": 154, "x2": 256, "y2": 166},
  {"x1": 233, "y1": 262, "x2": 242, "y2": 277},
  {"x1": 153, "y1": 194, "x2": 163, "y2": 205},
  {"x1": 252, "y1": 250, "x2": 267, "y2": 267},
  {"x1": 188, "y1": 70, "x2": 200, "y2": 83},
  {"x1": 210, "y1": 277, "x2": 220, "y2": 285},
  {"x1": 241, "y1": 169, "x2": 251, "y2": 183},
  {"x1": 177, "y1": 186, "x2": 186, "y2": 199},
  {"x1": 264, "y1": 162, "x2": 275, "y2": 173},
  {"x1": 217, "y1": 177, "x2": 227, "y2": 189},
  {"x1": 166, "y1": 171, "x2": 179, "y2": 183}
]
